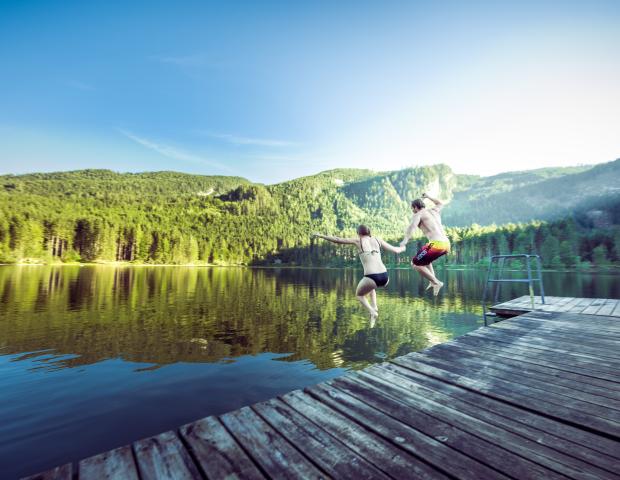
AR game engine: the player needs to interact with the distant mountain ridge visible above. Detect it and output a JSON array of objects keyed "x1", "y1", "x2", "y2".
[
  {"x1": 444, "y1": 161, "x2": 620, "y2": 226},
  {"x1": 1, "y1": 159, "x2": 619, "y2": 265}
]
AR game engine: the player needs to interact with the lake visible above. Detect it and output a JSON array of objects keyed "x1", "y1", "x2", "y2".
[{"x1": 1, "y1": 265, "x2": 619, "y2": 478}]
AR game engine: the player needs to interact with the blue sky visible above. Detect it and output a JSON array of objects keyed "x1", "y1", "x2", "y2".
[{"x1": 0, "y1": 0, "x2": 619, "y2": 183}]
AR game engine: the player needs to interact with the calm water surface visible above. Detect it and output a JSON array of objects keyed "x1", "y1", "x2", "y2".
[{"x1": 1, "y1": 265, "x2": 619, "y2": 478}]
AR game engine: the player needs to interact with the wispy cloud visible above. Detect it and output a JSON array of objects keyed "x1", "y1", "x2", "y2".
[
  {"x1": 65, "y1": 80, "x2": 95, "y2": 91},
  {"x1": 201, "y1": 131, "x2": 301, "y2": 148},
  {"x1": 118, "y1": 129, "x2": 233, "y2": 173}
]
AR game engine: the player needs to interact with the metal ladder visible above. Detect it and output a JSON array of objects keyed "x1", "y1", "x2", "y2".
[{"x1": 482, "y1": 254, "x2": 545, "y2": 325}]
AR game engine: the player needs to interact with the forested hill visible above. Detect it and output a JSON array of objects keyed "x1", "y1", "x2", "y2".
[
  {"x1": 1, "y1": 169, "x2": 251, "y2": 198},
  {"x1": 1, "y1": 160, "x2": 619, "y2": 267},
  {"x1": 445, "y1": 160, "x2": 620, "y2": 226},
  {"x1": 0, "y1": 165, "x2": 456, "y2": 265}
]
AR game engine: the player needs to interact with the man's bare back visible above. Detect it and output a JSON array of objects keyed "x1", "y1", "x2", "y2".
[{"x1": 416, "y1": 207, "x2": 448, "y2": 242}]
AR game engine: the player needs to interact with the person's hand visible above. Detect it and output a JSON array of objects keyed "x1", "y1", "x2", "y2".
[
  {"x1": 312, "y1": 232, "x2": 322, "y2": 238},
  {"x1": 397, "y1": 245, "x2": 406, "y2": 254}
]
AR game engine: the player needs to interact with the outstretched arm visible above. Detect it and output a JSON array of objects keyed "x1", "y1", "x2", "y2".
[
  {"x1": 422, "y1": 192, "x2": 444, "y2": 211},
  {"x1": 400, "y1": 214, "x2": 421, "y2": 247},
  {"x1": 378, "y1": 238, "x2": 406, "y2": 254},
  {"x1": 313, "y1": 233, "x2": 359, "y2": 246}
]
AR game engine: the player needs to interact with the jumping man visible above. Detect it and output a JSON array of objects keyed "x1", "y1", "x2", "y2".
[{"x1": 400, "y1": 193, "x2": 451, "y2": 296}]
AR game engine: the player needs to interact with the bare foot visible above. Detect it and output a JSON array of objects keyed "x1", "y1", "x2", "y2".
[
  {"x1": 425, "y1": 283, "x2": 433, "y2": 291},
  {"x1": 432, "y1": 281, "x2": 444, "y2": 297}
]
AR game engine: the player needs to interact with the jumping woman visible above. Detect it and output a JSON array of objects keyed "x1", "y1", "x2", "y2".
[{"x1": 313, "y1": 225, "x2": 404, "y2": 321}]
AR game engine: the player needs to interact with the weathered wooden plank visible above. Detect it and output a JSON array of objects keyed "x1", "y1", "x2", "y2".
[
  {"x1": 521, "y1": 307, "x2": 618, "y2": 322},
  {"x1": 423, "y1": 342, "x2": 620, "y2": 410},
  {"x1": 493, "y1": 295, "x2": 529, "y2": 308},
  {"x1": 492, "y1": 295, "x2": 532, "y2": 309},
  {"x1": 456, "y1": 331, "x2": 620, "y2": 383},
  {"x1": 329, "y1": 375, "x2": 605, "y2": 480},
  {"x1": 79, "y1": 446, "x2": 139, "y2": 480},
  {"x1": 479, "y1": 327, "x2": 620, "y2": 364},
  {"x1": 451, "y1": 335, "x2": 620, "y2": 389},
  {"x1": 537, "y1": 296, "x2": 574, "y2": 313},
  {"x1": 180, "y1": 416, "x2": 265, "y2": 480},
  {"x1": 468, "y1": 328, "x2": 620, "y2": 366},
  {"x1": 582, "y1": 298, "x2": 609, "y2": 315},
  {"x1": 347, "y1": 369, "x2": 618, "y2": 480},
  {"x1": 489, "y1": 322, "x2": 620, "y2": 353},
  {"x1": 220, "y1": 405, "x2": 325, "y2": 479},
  {"x1": 493, "y1": 298, "x2": 531, "y2": 309},
  {"x1": 394, "y1": 354, "x2": 620, "y2": 438},
  {"x1": 524, "y1": 295, "x2": 558, "y2": 306},
  {"x1": 407, "y1": 348, "x2": 620, "y2": 422},
  {"x1": 568, "y1": 297, "x2": 597, "y2": 313},
  {"x1": 468, "y1": 329, "x2": 620, "y2": 367},
  {"x1": 490, "y1": 296, "x2": 572, "y2": 315},
  {"x1": 133, "y1": 430, "x2": 202, "y2": 480},
  {"x1": 454, "y1": 332, "x2": 620, "y2": 388},
  {"x1": 377, "y1": 362, "x2": 620, "y2": 466},
  {"x1": 566, "y1": 309, "x2": 620, "y2": 321},
  {"x1": 20, "y1": 464, "x2": 72, "y2": 480},
  {"x1": 564, "y1": 297, "x2": 590, "y2": 313},
  {"x1": 496, "y1": 315, "x2": 620, "y2": 340},
  {"x1": 597, "y1": 299, "x2": 620, "y2": 316},
  {"x1": 281, "y1": 389, "x2": 449, "y2": 480},
  {"x1": 509, "y1": 296, "x2": 535, "y2": 307},
  {"x1": 553, "y1": 296, "x2": 582, "y2": 312},
  {"x1": 444, "y1": 339, "x2": 620, "y2": 400},
  {"x1": 508, "y1": 315, "x2": 620, "y2": 336},
  {"x1": 501, "y1": 322, "x2": 620, "y2": 345},
  {"x1": 253, "y1": 398, "x2": 390, "y2": 479},
  {"x1": 610, "y1": 300, "x2": 620, "y2": 317},
  {"x1": 306, "y1": 381, "x2": 513, "y2": 480}
]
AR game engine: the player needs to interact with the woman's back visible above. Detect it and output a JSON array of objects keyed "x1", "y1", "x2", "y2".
[{"x1": 358, "y1": 236, "x2": 387, "y2": 275}]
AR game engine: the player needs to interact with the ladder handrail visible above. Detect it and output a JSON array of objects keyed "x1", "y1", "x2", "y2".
[{"x1": 482, "y1": 254, "x2": 545, "y2": 325}]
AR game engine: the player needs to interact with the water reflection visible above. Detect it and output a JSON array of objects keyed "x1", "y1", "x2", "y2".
[
  {"x1": 2, "y1": 266, "x2": 619, "y2": 373},
  {"x1": 1, "y1": 265, "x2": 619, "y2": 479},
  {"x1": 0, "y1": 266, "x2": 491, "y2": 371}
]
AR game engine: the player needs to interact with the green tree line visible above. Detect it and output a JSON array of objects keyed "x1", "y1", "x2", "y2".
[{"x1": 1, "y1": 168, "x2": 619, "y2": 268}]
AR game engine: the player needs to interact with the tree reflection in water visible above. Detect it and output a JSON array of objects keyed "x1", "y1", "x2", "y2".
[{"x1": 0, "y1": 266, "x2": 490, "y2": 371}]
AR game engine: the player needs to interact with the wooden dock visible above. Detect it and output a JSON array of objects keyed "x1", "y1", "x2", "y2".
[
  {"x1": 24, "y1": 300, "x2": 620, "y2": 479},
  {"x1": 490, "y1": 295, "x2": 620, "y2": 318}
]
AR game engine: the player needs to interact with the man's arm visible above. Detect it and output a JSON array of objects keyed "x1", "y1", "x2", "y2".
[
  {"x1": 422, "y1": 192, "x2": 444, "y2": 211},
  {"x1": 313, "y1": 233, "x2": 359, "y2": 246},
  {"x1": 399, "y1": 214, "x2": 421, "y2": 247}
]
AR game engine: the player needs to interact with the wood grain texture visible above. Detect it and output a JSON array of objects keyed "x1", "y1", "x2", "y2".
[
  {"x1": 133, "y1": 430, "x2": 202, "y2": 480},
  {"x1": 79, "y1": 446, "x2": 139, "y2": 480},
  {"x1": 180, "y1": 416, "x2": 265, "y2": 480},
  {"x1": 220, "y1": 405, "x2": 325, "y2": 479},
  {"x1": 20, "y1": 464, "x2": 72, "y2": 480}
]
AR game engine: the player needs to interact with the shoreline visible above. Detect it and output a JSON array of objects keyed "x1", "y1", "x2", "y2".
[{"x1": 1, "y1": 262, "x2": 619, "y2": 274}]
